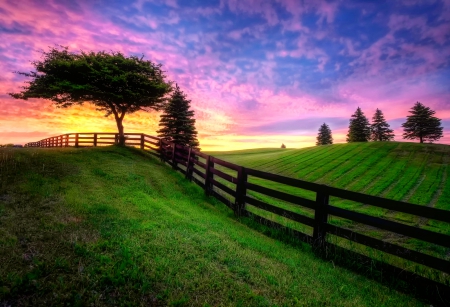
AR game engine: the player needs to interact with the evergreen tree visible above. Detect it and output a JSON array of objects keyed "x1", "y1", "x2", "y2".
[
  {"x1": 402, "y1": 102, "x2": 443, "y2": 143},
  {"x1": 281, "y1": 143, "x2": 286, "y2": 148},
  {"x1": 370, "y1": 108, "x2": 394, "y2": 141},
  {"x1": 346, "y1": 107, "x2": 371, "y2": 142},
  {"x1": 316, "y1": 123, "x2": 333, "y2": 145},
  {"x1": 157, "y1": 85, "x2": 200, "y2": 148}
]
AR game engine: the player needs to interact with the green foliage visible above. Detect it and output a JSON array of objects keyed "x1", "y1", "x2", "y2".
[
  {"x1": 316, "y1": 122, "x2": 333, "y2": 145},
  {"x1": 0, "y1": 146, "x2": 425, "y2": 306},
  {"x1": 347, "y1": 107, "x2": 371, "y2": 142},
  {"x1": 402, "y1": 102, "x2": 443, "y2": 143},
  {"x1": 371, "y1": 108, "x2": 394, "y2": 141},
  {"x1": 157, "y1": 85, "x2": 199, "y2": 148},
  {"x1": 9, "y1": 46, "x2": 172, "y2": 145}
]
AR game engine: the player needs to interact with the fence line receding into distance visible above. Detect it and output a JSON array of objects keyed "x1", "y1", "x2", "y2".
[{"x1": 25, "y1": 132, "x2": 450, "y2": 293}]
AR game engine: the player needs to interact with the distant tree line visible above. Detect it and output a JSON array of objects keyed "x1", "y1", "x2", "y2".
[{"x1": 316, "y1": 102, "x2": 443, "y2": 146}]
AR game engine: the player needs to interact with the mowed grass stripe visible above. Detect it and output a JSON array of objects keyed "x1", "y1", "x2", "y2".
[
  {"x1": 280, "y1": 144, "x2": 353, "y2": 177},
  {"x1": 384, "y1": 151, "x2": 431, "y2": 201},
  {"x1": 365, "y1": 147, "x2": 418, "y2": 197},
  {"x1": 348, "y1": 143, "x2": 407, "y2": 193},
  {"x1": 252, "y1": 147, "x2": 319, "y2": 170},
  {"x1": 330, "y1": 143, "x2": 400, "y2": 189},
  {"x1": 285, "y1": 145, "x2": 352, "y2": 179},
  {"x1": 302, "y1": 143, "x2": 370, "y2": 182},
  {"x1": 275, "y1": 144, "x2": 355, "y2": 179},
  {"x1": 408, "y1": 153, "x2": 446, "y2": 205},
  {"x1": 259, "y1": 145, "x2": 336, "y2": 175}
]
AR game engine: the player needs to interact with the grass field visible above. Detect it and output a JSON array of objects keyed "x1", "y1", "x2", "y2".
[
  {"x1": 0, "y1": 146, "x2": 430, "y2": 306},
  {"x1": 209, "y1": 142, "x2": 450, "y2": 209},
  {"x1": 208, "y1": 142, "x2": 450, "y2": 221},
  {"x1": 206, "y1": 142, "x2": 450, "y2": 284}
]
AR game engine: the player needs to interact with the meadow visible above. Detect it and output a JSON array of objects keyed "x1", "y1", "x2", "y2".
[
  {"x1": 0, "y1": 146, "x2": 430, "y2": 306},
  {"x1": 205, "y1": 142, "x2": 450, "y2": 286}
]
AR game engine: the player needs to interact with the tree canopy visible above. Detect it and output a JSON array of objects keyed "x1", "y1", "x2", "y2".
[
  {"x1": 157, "y1": 85, "x2": 199, "y2": 149},
  {"x1": 316, "y1": 123, "x2": 333, "y2": 145},
  {"x1": 346, "y1": 107, "x2": 371, "y2": 142},
  {"x1": 371, "y1": 108, "x2": 394, "y2": 141},
  {"x1": 402, "y1": 102, "x2": 443, "y2": 143},
  {"x1": 9, "y1": 46, "x2": 172, "y2": 145}
]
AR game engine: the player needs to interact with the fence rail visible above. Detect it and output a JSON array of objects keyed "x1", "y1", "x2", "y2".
[{"x1": 25, "y1": 133, "x2": 450, "y2": 292}]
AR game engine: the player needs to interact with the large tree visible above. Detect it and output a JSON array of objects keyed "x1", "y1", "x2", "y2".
[
  {"x1": 371, "y1": 108, "x2": 394, "y2": 141},
  {"x1": 9, "y1": 47, "x2": 172, "y2": 145},
  {"x1": 402, "y1": 102, "x2": 443, "y2": 143},
  {"x1": 316, "y1": 123, "x2": 333, "y2": 145},
  {"x1": 157, "y1": 85, "x2": 199, "y2": 148},
  {"x1": 346, "y1": 107, "x2": 371, "y2": 142}
]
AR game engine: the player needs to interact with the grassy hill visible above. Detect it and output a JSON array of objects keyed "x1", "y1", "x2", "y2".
[
  {"x1": 0, "y1": 146, "x2": 426, "y2": 306},
  {"x1": 210, "y1": 142, "x2": 450, "y2": 209},
  {"x1": 208, "y1": 142, "x2": 450, "y2": 271}
]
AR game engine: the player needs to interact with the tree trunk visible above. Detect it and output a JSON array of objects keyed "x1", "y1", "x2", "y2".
[
  {"x1": 115, "y1": 117, "x2": 125, "y2": 146},
  {"x1": 420, "y1": 135, "x2": 423, "y2": 143}
]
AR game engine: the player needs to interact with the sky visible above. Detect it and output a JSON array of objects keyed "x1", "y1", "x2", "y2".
[{"x1": 1, "y1": 0, "x2": 449, "y2": 150}]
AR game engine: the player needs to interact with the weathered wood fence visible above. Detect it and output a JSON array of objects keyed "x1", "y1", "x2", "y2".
[{"x1": 26, "y1": 133, "x2": 450, "y2": 294}]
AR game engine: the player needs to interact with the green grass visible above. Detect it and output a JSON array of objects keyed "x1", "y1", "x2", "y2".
[
  {"x1": 209, "y1": 142, "x2": 450, "y2": 283},
  {"x1": 210, "y1": 142, "x2": 450, "y2": 212},
  {"x1": 0, "y1": 146, "x2": 429, "y2": 306}
]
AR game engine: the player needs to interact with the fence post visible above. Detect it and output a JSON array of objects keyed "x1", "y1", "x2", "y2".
[
  {"x1": 204, "y1": 155, "x2": 214, "y2": 196},
  {"x1": 92, "y1": 133, "x2": 97, "y2": 147},
  {"x1": 313, "y1": 185, "x2": 330, "y2": 251},
  {"x1": 235, "y1": 166, "x2": 248, "y2": 217},
  {"x1": 185, "y1": 147, "x2": 193, "y2": 180},
  {"x1": 115, "y1": 134, "x2": 118, "y2": 144},
  {"x1": 159, "y1": 139, "x2": 164, "y2": 162},
  {"x1": 171, "y1": 143, "x2": 177, "y2": 169},
  {"x1": 140, "y1": 134, "x2": 144, "y2": 150},
  {"x1": 75, "y1": 134, "x2": 79, "y2": 147}
]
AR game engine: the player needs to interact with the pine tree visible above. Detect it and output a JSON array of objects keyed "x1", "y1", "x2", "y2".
[
  {"x1": 402, "y1": 102, "x2": 443, "y2": 143},
  {"x1": 281, "y1": 143, "x2": 286, "y2": 148},
  {"x1": 370, "y1": 108, "x2": 394, "y2": 141},
  {"x1": 346, "y1": 107, "x2": 371, "y2": 142},
  {"x1": 157, "y1": 85, "x2": 200, "y2": 148},
  {"x1": 316, "y1": 123, "x2": 333, "y2": 145}
]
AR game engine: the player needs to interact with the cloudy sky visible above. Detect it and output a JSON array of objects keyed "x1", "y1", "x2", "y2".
[{"x1": 1, "y1": 0, "x2": 449, "y2": 150}]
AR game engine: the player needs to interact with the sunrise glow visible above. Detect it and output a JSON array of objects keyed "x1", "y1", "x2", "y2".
[{"x1": 1, "y1": 0, "x2": 449, "y2": 150}]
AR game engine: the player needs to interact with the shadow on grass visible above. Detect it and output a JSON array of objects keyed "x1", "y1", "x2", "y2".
[{"x1": 233, "y1": 210, "x2": 450, "y2": 307}]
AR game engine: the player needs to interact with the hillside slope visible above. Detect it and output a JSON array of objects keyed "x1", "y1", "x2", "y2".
[
  {"x1": 210, "y1": 142, "x2": 450, "y2": 209},
  {"x1": 0, "y1": 146, "x2": 424, "y2": 306}
]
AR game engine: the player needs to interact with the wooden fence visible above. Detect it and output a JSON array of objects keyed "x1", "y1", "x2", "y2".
[
  {"x1": 25, "y1": 132, "x2": 160, "y2": 152},
  {"x1": 26, "y1": 133, "x2": 450, "y2": 294}
]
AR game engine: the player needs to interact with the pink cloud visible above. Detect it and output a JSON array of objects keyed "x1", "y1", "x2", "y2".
[{"x1": 0, "y1": 0, "x2": 448, "y2": 149}]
